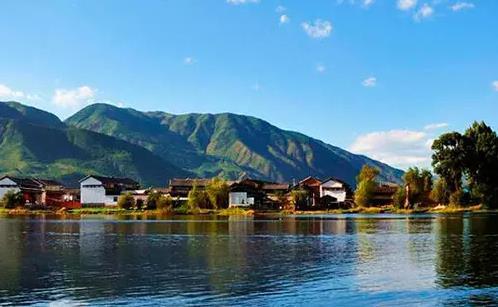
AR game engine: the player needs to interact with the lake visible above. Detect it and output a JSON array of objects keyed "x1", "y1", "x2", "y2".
[{"x1": 0, "y1": 213, "x2": 497, "y2": 306}]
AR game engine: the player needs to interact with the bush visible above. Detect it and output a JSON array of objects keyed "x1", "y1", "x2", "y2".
[
  {"x1": 205, "y1": 178, "x2": 229, "y2": 209},
  {"x1": 290, "y1": 188, "x2": 308, "y2": 210},
  {"x1": 0, "y1": 191, "x2": 24, "y2": 209},
  {"x1": 117, "y1": 193, "x2": 135, "y2": 210},
  {"x1": 393, "y1": 187, "x2": 406, "y2": 209},
  {"x1": 187, "y1": 184, "x2": 210, "y2": 210},
  {"x1": 156, "y1": 195, "x2": 173, "y2": 211}
]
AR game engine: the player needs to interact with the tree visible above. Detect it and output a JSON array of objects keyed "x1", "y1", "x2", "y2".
[
  {"x1": 146, "y1": 190, "x2": 173, "y2": 210},
  {"x1": 117, "y1": 193, "x2": 135, "y2": 210},
  {"x1": 464, "y1": 121, "x2": 498, "y2": 209},
  {"x1": 205, "y1": 178, "x2": 229, "y2": 209},
  {"x1": 431, "y1": 178, "x2": 450, "y2": 206},
  {"x1": 0, "y1": 190, "x2": 24, "y2": 209},
  {"x1": 401, "y1": 167, "x2": 433, "y2": 208},
  {"x1": 354, "y1": 165, "x2": 380, "y2": 207},
  {"x1": 187, "y1": 183, "x2": 210, "y2": 210},
  {"x1": 290, "y1": 188, "x2": 309, "y2": 210},
  {"x1": 431, "y1": 132, "x2": 469, "y2": 195}
]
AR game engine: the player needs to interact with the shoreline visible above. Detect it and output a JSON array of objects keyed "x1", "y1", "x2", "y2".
[{"x1": 0, "y1": 205, "x2": 493, "y2": 218}]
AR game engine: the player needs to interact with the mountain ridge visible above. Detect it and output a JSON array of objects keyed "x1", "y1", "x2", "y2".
[{"x1": 66, "y1": 103, "x2": 403, "y2": 186}]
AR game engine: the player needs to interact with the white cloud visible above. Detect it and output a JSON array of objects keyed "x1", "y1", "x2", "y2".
[
  {"x1": 450, "y1": 2, "x2": 475, "y2": 11},
  {"x1": 302, "y1": 20, "x2": 333, "y2": 39},
  {"x1": 492, "y1": 80, "x2": 498, "y2": 91},
  {"x1": 0, "y1": 84, "x2": 25, "y2": 100},
  {"x1": 184, "y1": 57, "x2": 196, "y2": 65},
  {"x1": 424, "y1": 123, "x2": 449, "y2": 130},
  {"x1": 397, "y1": 0, "x2": 417, "y2": 10},
  {"x1": 362, "y1": 77, "x2": 377, "y2": 87},
  {"x1": 279, "y1": 14, "x2": 290, "y2": 24},
  {"x1": 363, "y1": 0, "x2": 375, "y2": 8},
  {"x1": 226, "y1": 0, "x2": 259, "y2": 5},
  {"x1": 52, "y1": 86, "x2": 95, "y2": 108},
  {"x1": 316, "y1": 64, "x2": 326, "y2": 73},
  {"x1": 276, "y1": 5, "x2": 286, "y2": 13},
  {"x1": 350, "y1": 129, "x2": 433, "y2": 169},
  {"x1": 414, "y1": 3, "x2": 434, "y2": 21}
]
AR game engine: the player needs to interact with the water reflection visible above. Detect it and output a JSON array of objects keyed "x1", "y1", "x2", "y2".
[{"x1": 0, "y1": 214, "x2": 497, "y2": 305}]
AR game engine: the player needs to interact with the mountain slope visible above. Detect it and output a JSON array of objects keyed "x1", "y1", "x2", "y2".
[
  {"x1": 66, "y1": 104, "x2": 403, "y2": 185},
  {"x1": 0, "y1": 102, "x2": 190, "y2": 186}
]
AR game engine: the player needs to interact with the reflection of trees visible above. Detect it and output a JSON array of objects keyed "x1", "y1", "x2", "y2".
[
  {"x1": 435, "y1": 215, "x2": 498, "y2": 290},
  {"x1": 0, "y1": 216, "x2": 360, "y2": 304}
]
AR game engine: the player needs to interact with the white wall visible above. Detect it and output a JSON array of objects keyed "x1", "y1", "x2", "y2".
[
  {"x1": 0, "y1": 178, "x2": 20, "y2": 200},
  {"x1": 229, "y1": 192, "x2": 253, "y2": 207},
  {"x1": 80, "y1": 177, "x2": 118, "y2": 206},
  {"x1": 320, "y1": 180, "x2": 347, "y2": 202}
]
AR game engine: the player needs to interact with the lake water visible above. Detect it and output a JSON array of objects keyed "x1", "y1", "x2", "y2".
[{"x1": 0, "y1": 213, "x2": 497, "y2": 306}]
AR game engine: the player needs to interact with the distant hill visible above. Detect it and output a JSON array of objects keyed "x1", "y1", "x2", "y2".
[
  {"x1": 0, "y1": 101, "x2": 190, "y2": 187},
  {"x1": 66, "y1": 103, "x2": 403, "y2": 186}
]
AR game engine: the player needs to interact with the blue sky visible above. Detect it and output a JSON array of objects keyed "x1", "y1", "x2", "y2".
[{"x1": 0, "y1": 0, "x2": 497, "y2": 169}]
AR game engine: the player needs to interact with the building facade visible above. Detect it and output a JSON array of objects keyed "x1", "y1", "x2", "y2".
[{"x1": 80, "y1": 175, "x2": 140, "y2": 207}]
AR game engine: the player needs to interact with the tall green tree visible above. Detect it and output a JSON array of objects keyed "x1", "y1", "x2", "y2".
[
  {"x1": 354, "y1": 165, "x2": 380, "y2": 207},
  {"x1": 464, "y1": 121, "x2": 498, "y2": 208},
  {"x1": 205, "y1": 178, "x2": 229, "y2": 209},
  {"x1": 431, "y1": 132, "x2": 469, "y2": 205},
  {"x1": 431, "y1": 178, "x2": 450, "y2": 206},
  {"x1": 187, "y1": 183, "x2": 210, "y2": 210}
]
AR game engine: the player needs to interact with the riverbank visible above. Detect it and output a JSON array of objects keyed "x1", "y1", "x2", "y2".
[{"x1": 0, "y1": 204, "x2": 492, "y2": 217}]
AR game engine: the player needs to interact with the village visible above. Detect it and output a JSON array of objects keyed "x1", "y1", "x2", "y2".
[{"x1": 0, "y1": 173, "x2": 400, "y2": 212}]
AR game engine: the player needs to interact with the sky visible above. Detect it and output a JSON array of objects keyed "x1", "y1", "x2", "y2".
[{"x1": 0, "y1": 0, "x2": 497, "y2": 170}]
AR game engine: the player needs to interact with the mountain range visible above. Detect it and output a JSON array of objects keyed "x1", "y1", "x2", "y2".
[{"x1": 0, "y1": 101, "x2": 403, "y2": 187}]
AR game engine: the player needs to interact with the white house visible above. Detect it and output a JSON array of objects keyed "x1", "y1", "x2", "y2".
[
  {"x1": 0, "y1": 176, "x2": 22, "y2": 200},
  {"x1": 80, "y1": 175, "x2": 139, "y2": 207},
  {"x1": 229, "y1": 192, "x2": 254, "y2": 208},
  {"x1": 319, "y1": 178, "x2": 350, "y2": 203}
]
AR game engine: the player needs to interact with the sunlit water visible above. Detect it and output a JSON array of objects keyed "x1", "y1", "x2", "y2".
[{"x1": 0, "y1": 213, "x2": 497, "y2": 306}]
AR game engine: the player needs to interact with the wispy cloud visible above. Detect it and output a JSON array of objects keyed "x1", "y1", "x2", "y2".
[
  {"x1": 0, "y1": 84, "x2": 25, "y2": 99},
  {"x1": 52, "y1": 86, "x2": 96, "y2": 109},
  {"x1": 0, "y1": 84, "x2": 42, "y2": 102},
  {"x1": 424, "y1": 123, "x2": 449, "y2": 130},
  {"x1": 493, "y1": 80, "x2": 498, "y2": 92},
  {"x1": 350, "y1": 129, "x2": 434, "y2": 169},
  {"x1": 279, "y1": 14, "x2": 290, "y2": 24},
  {"x1": 450, "y1": 2, "x2": 475, "y2": 11},
  {"x1": 397, "y1": 0, "x2": 417, "y2": 11},
  {"x1": 302, "y1": 19, "x2": 333, "y2": 39},
  {"x1": 363, "y1": 0, "x2": 375, "y2": 8},
  {"x1": 362, "y1": 77, "x2": 377, "y2": 87},
  {"x1": 226, "y1": 0, "x2": 259, "y2": 5},
  {"x1": 414, "y1": 3, "x2": 434, "y2": 21},
  {"x1": 275, "y1": 5, "x2": 286, "y2": 13},
  {"x1": 316, "y1": 64, "x2": 326, "y2": 73},
  {"x1": 184, "y1": 57, "x2": 196, "y2": 65}
]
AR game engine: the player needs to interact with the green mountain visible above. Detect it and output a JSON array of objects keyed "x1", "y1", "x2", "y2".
[
  {"x1": 66, "y1": 103, "x2": 403, "y2": 186},
  {"x1": 0, "y1": 101, "x2": 190, "y2": 187}
]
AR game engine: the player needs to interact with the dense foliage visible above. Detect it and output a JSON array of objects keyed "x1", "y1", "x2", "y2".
[
  {"x1": 117, "y1": 193, "x2": 136, "y2": 210},
  {"x1": 354, "y1": 165, "x2": 380, "y2": 207},
  {"x1": 205, "y1": 178, "x2": 229, "y2": 209},
  {"x1": 432, "y1": 121, "x2": 498, "y2": 208},
  {"x1": 393, "y1": 167, "x2": 433, "y2": 209},
  {"x1": 0, "y1": 190, "x2": 24, "y2": 209}
]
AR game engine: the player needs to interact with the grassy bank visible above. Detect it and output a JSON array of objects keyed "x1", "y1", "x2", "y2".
[{"x1": 0, "y1": 204, "x2": 493, "y2": 217}]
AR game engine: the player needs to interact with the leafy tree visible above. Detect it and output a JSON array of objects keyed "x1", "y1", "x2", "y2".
[
  {"x1": 431, "y1": 178, "x2": 450, "y2": 206},
  {"x1": 187, "y1": 183, "x2": 210, "y2": 210},
  {"x1": 0, "y1": 191, "x2": 24, "y2": 209},
  {"x1": 205, "y1": 178, "x2": 229, "y2": 209},
  {"x1": 393, "y1": 187, "x2": 406, "y2": 209},
  {"x1": 290, "y1": 188, "x2": 309, "y2": 210},
  {"x1": 402, "y1": 167, "x2": 433, "y2": 208},
  {"x1": 156, "y1": 195, "x2": 173, "y2": 211},
  {"x1": 431, "y1": 132, "x2": 469, "y2": 194},
  {"x1": 463, "y1": 121, "x2": 498, "y2": 209},
  {"x1": 354, "y1": 165, "x2": 380, "y2": 207},
  {"x1": 117, "y1": 193, "x2": 135, "y2": 210}
]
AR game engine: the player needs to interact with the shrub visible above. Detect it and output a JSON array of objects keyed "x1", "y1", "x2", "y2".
[
  {"x1": 117, "y1": 193, "x2": 135, "y2": 210},
  {"x1": 187, "y1": 184, "x2": 210, "y2": 210},
  {"x1": 156, "y1": 195, "x2": 173, "y2": 211},
  {"x1": 0, "y1": 190, "x2": 24, "y2": 209},
  {"x1": 205, "y1": 178, "x2": 229, "y2": 209}
]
